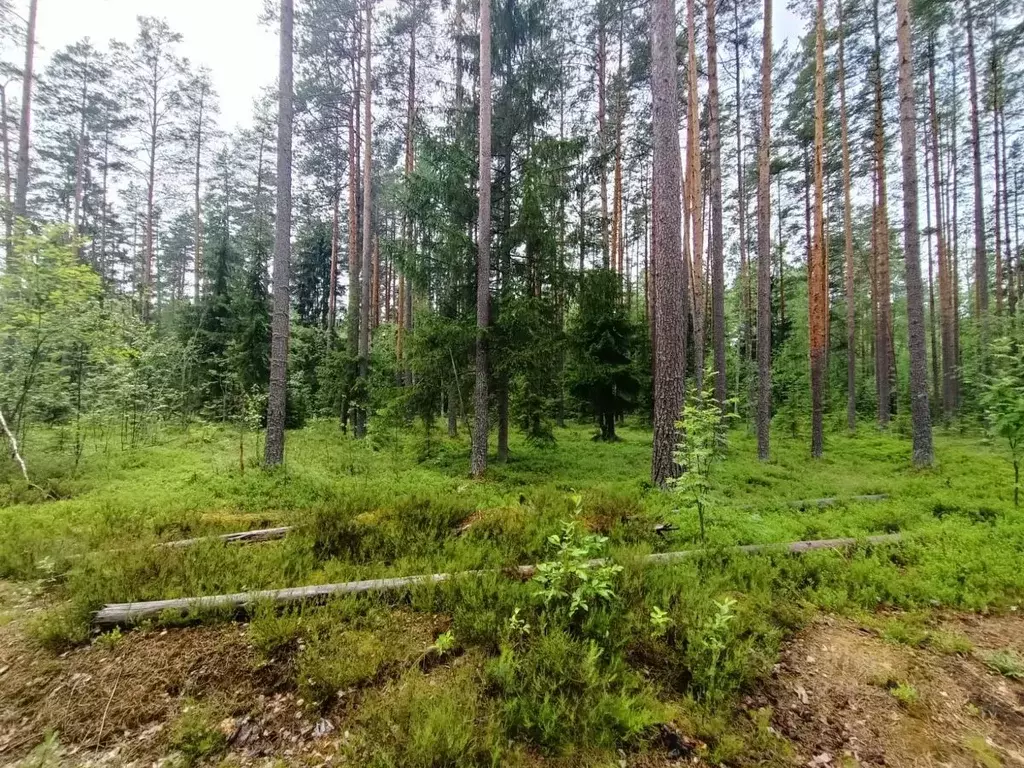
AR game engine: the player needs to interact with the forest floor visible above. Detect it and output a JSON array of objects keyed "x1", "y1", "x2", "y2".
[{"x1": 2, "y1": 420, "x2": 1024, "y2": 766}]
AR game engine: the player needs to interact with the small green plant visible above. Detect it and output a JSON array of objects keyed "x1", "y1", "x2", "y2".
[
  {"x1": 531, "y1": 505, "x2": 622, "y2": 619},
  {"x1": 669, "y1": 385, "x2": 734, "y2": 543},
  {"x1": 699, "y1": 597, "x2": 738, "y2": 700},
  {"x1": 981, "y1": 336, "x2": 1024, "y2": 506},
  {"x1": 94, "y1": 626, "x2": 124, "y2": 651},
  {"x1": 169, "y1": 700, "x2": 228, "y2": 766},
  {"x1": 982, "y1": 648, "x2": 1024, "y2": 679},
  {"x1": 505, "y1": 606, "x2": 532, "y2": 643},
  {"x1": 649, "y1": 605, "x2": 673, "y2": 639},
  {"x1": 890, "y1": 681, "x2": 919, "y2": 708},
  {"x1": 431, "y1": 630, "x2": 457, "y2": 657},
  {"x1": 20, "y1": 731, "x2": 62, "y2": 768}
]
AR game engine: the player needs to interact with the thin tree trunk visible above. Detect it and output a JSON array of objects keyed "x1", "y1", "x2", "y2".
[
  {"x1": 992, "y1": 50, "x2": 1003, "y2": 316},
  {"x1": 707, "y1": 0, "x2": 727, "y2": 409},
  {"x1": 1, "y1": 84, "x2": 12, "y2": 248},
  {"x1": 924, "y1": 136, "x2": 940, "y2": 409},
  {"x1": 966, "y1": 0, "x2": 987, "y2": 323},
  {"x1": 756, "y1": 0, "x2": 772, "y2": 461},
  {"x1": 471, "y1": 0, "x2": 492, "y2": 478},
  {"x1": 872, "y1": 0, "x2": 893, "y2": 426},
  {"x1": 356, "y1": 0, "x2": 374, "y2": 439},
  {"x1": 598, "y1": 15, "x2": 609, "y2": 269},
  {"x1": 650, "y1": 0, "x2": 687, "y2": 486},
  {"x1": 686, "y1": 0, "x2": 704, "y2": 392},
  {"x1": 347, "y1": 45, "x2": 361, "y2": 364},
  {"x1": 895, "y1": 0, "x2": 933, "y2": 466},
  {"x1": 1001, "y1": 100, "x2": 1015, "y2": 314},
  {"x1": 13, "y1": 0, "x2": 38, "y2": 222},
  {"x1": 734, "y1": 0, "x2": 751, "y2": 409},
  {"x1": 329, "y1": 189, "x2": 339, "y2": 333},
  {"x1": 264, "y1": 0, "x2": 294, "y2": 467},
  {"x1": 809, "y1": 0, "x2": 827, "y2": 458},
  {"x1": 928, "y1": 37, "x2": 955, "y2": 421},
  {"x1": 193, "y1": 83, "x2": 205, "y2": 299},
  {"x1": 838, "y1": 0, "x2": 856, "y2": 432}
]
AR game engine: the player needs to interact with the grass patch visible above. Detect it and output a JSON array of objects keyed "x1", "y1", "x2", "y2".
[
  {"x1": 982, "y1": 648, "x2": 1024, "y2": 679},
  {"x1": 3, "y1": 421, "x2": 1024, "y2": 761}
]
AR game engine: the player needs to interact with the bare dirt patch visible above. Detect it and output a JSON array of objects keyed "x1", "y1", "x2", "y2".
[{"x1": 761, "y1": 614, "x2": 1024, "y2": 767}]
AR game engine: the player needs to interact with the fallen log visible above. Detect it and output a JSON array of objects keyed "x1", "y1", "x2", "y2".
[
  {"x1": 787, "y1": 494, "x2": 889, "y2": 509},
  {"x1": 157, "y1": 526, "x2": 293, "y2": 549},
  {"x1": 93, "y1": 533, "x2": 903, "y2": 629}
]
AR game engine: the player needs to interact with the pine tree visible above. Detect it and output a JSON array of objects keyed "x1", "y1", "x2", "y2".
[
  {"x1": 265, "y1": 0, "x2": 294, "y2": 466},
  {"x1": 472, "y1": 0, "x2": 493, "y2": 478},
  {"x1": 650, "y1": 0, "x2": 686, "y2": 486},
  {"x1": 755, "y1": 0, "x2": 772, "y2": 460},
  {"x1": 894, "y1": 0, "x2": 933, "y2": 466}
]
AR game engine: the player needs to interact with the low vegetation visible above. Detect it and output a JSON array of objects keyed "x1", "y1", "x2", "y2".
[{"x1": 2, "y1": 420, "x2": 1024, "y2": 764}]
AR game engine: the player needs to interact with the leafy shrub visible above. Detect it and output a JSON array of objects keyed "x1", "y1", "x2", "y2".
[{"x1": 487, "y1": 627, "x2": 663, "y2": 753}]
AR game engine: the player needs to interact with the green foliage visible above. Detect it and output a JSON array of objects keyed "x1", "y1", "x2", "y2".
[
  {"x1": 347, "y1": 667, "x2": 501, "y2": 768},
  {"x1": 982, "y1": 649, "x2": 1024, "y2": 679},
  {"x1": 567, "y1": 269, "x2": 639, "y2": 441},
  {"x1": 889, "y1": 681, "x2": 919, "y2": 708},
  {"x1": 670, "y1": 387, "x2": 734, "y2": 543},
  {"x1": 169, "y1": 700, "x2": 228, "y2": 766},
  {"x1": 531, "y1": 498, "x2": 623, "y2": 619},
  {"x1": 981, "y1": 336, "x2": 1024, "y2": 506},
  {"x1": 488, "y1": 628, "x2": 663, "y2": 753}
]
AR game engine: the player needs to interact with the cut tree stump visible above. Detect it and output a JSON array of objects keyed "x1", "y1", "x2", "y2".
[{"x1": 93, "y1": 533, "x2": 903, "y2": 628}]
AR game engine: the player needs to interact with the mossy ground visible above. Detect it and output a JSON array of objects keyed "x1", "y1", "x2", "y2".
[{"x1": 1, "y1": 419, "x2": 1023, "y2": 765}]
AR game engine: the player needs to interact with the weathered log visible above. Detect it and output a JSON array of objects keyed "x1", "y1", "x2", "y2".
[
  {"x1": 158, "y1": 526, "x2": 293, "y2": 549},
  {"x1": 787, "y1": 494, "x2": 889, "y2": 509},
  {"x1": 93, "y1": 533, "x2": 903, "y2": 629}
]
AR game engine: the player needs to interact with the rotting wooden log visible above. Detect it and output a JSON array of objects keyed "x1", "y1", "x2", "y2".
[
  {"x1": 93, "y1": 534, "x2": 903, "y2": 629},
  {"x1": 158, "y1": 526, "x2": 294, "y2": 549},
  {"x1": 736, "y1": 494, "x2": 890, "y2": 511},
  {"x1": 787, "y1": 494, "x2": 889, "y2": 509}
]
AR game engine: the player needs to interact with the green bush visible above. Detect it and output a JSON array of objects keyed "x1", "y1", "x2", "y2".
[{"x1": 487, "y1": 627, "x2": 663, "y2": 753}]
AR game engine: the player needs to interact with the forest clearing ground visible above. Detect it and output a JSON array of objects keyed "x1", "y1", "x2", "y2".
[
  {"x1": 3, "y1": 423, "x2": 1024, "y2": 765},
  {"x1": 5, "y1": 579, "x2": 1024, "y2": 766}
]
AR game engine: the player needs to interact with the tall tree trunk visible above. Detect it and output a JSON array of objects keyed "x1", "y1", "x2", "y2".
[
  {"x1": 756, "y1": 0, "x2": 772, "y2": 461},
  {"x1": 356, "y1": 0, "x2": 373, "y2": 439},
  {"x1": 1001, "y1": 98, "x2": 1016, "y2": 314},
  {"x1": 872, "y1": 0, "x2": 894, "y2": 426},
  {"x1": 924, "y1": 138, "x2": 940, "y2": 409},
  {"x1": 193, "y1": 83, "x2": 205, "y2": 299},
  {"x1": 838, "y1": 0, "x2": 856, "y2": 432},
  {"x1": 734, "y1": 0, "x2": 751, "y2": 407},
  {"x1": 1, "y1": 84, "x2": 12, "y2": 247},
  {"x1": 13, "y1": 0, "x2": 38, "y2": 222},
  {"x1": 144, "y1": 76, "x2": 157, "y2": 324},
  {"x1": 598, "y1": 14, "x2": 609, "y2": 269},
  {"x1": 965, "y1": 0, "x2": 987, "y2": 323},
  {"x1": 928, "y1": 37, "x2": 956, "y2": 421},
  {"x1": 707, "y1": 0, "x2": 726, "y2": 408},
  {"x1": 347, "y1": 45, "x2": 361, "y2": 365},
  {"x1": 264, "y1": 0, "x2": 294, "y2": 467},
  {"x1": 895, "y1": 0, "x2": 933, "y2": 466},
  {"x1": 398, "y1": 11, "x2": 416, "y2": 379},
  {"x1": 650, "y1": 0, "x2": 687, "y2": 486},
  {"x1": 686, "y1": 0, "x2": 704, "y2": 392},
  {"x1": 471, "y1": 0, "x2": 492, "y2": 478},
  {"x1": 611, "y1": 13, "x2": 624, "y2": 276},
  {"x1": 992, "y1": 50, "x2": 1003, "y2": 316},
  {"x1": 329, "y1": 188, "x2": 339, "y2": 333},
  {"x1": 809, "y1": 0, "x2": 827, "y2": 458}
]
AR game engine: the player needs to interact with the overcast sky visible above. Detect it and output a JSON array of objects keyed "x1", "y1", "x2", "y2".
[
  {"x1": 21, "y1": 0, "x2": 803, "y2": 133},
  {"x1": 32, "y1": 0, "x2": 278, "y2": 130}
]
